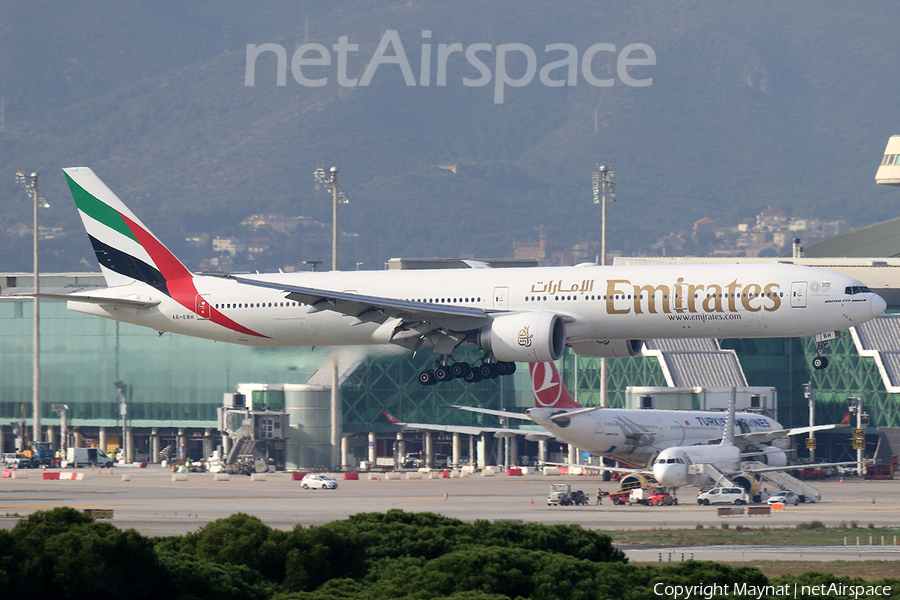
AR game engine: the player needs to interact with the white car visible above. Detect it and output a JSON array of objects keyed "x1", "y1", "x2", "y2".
[
  {"x1": 767, "y1": 490, "x2": 800, "y2": 505},
  {"x1": 300, "y1": 474, "x2": 338, "y2": 490},
  {"x1": 696, "y1": 487, "x2": 749, "y2": 506},
  {"x1": 1, "y1": 453, "x2": 21, "y2": 468}
]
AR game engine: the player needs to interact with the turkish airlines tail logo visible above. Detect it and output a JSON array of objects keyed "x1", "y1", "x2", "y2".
[
  {"x1": 381, "y1": 411, "x2": 402, "y2": 425},
  {"x1": 840, "y1": 412, "x2": 851, "y2": 426},
  {"x1": 529, "y1": 362, "x2": 581, "y2": 409}
]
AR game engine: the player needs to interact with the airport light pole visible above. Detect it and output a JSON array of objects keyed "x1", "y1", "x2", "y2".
[
  {"x1": 16, "y1": 170, "x2": 49, "y2": 445},
  {"x1": 592, "y1": 165, "x2": 616, "y2": 408},
  {"x1": 313, "y1": 165, "x2": 349, "y2": 468}
]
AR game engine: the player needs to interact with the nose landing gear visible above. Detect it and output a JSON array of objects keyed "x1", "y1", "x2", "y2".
[
  {"x1": 812, "y1": 332, "x2": 837, "y2": 370},
  {"x1": 812, "y1": 355, "x2": 829, "y2": 370}
]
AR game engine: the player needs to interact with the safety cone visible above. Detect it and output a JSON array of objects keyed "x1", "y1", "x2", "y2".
[
  {"x1": 840, "y1": 477, "x2": 844, "y2": 484},
  {"x1": 109, "y1": 468, "x2": 113, "y2": 475},
  {"x1": 873, "y1": 498, "x2": 876, "y2": 504},
  {"x1": 530, "y1": 498, "x2": 534, "y2": 504}
]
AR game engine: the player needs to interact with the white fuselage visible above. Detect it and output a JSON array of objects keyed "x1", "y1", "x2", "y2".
[
  {"x1": 652, "y1": 444, "x2": 743, "y2": 488},
  {"x1": 527, "y1": 407, "x2": 779, "y2": 468},
  {"x1": 66, "y1": 262, "x2": 885, "y2": 349}
]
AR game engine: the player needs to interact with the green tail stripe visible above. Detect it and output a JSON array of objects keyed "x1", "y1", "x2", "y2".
[{"x1": 64, "y1": 172, "x2": 138, "y2": 244}]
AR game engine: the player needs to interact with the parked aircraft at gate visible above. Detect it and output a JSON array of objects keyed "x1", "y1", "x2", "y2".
[
  {"x1": 52, "y1": 167, "x2": 885, "y2": 385},
  {"x1": 457, "y1": 362, "x2": 823, "y2": 469}
]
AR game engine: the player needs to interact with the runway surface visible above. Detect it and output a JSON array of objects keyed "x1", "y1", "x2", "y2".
[{"x1": 2, "y1": 467, "x2": 898, "y2": 562}]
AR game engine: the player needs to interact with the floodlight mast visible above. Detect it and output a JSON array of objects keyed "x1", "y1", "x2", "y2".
[
  {"x1": 16, "y1": 170, "x2": 49, "y2": 445},
  {"x1": 592, "y1": 164, "x2": 616, "y2": 409},
  {"x1": 313, "y1": 165, "x2": 351, "y2": 469}
]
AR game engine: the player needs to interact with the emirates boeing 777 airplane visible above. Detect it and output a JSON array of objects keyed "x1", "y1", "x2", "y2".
[{"x1": 52, "y1": 167, "x2": 886, "y2": 385}]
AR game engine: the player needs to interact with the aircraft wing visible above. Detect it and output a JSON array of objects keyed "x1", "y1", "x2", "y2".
[
  {"x1": 452, "y1": 405, "x2": 534, "y2": 421},
  {"x1": 381, "y1": 411, "x2": 532, "y2": 438},
  {"x1": 13, "y1": 293, "x2": 160, "y2": 309},
  {"x1": 541, "y1": 461, "x2": 651, "y2": 476},
  {"x1": 727, "y1": 460, "x2": 867, "y2": 476},
  {"x1": 734, "y1": 423, "x2": 840, "y2": 445},
  {"x1": 231, "y1": 275, "x2": 493, "y2": 329}
]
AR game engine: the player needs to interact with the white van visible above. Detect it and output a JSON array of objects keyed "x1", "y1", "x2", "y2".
[
  {"x1": 696, "y1": 487, "x2": 748, "y2": 506},
  {"x1": 65, "y1": 448, "x2": 114, "y2": 468}
]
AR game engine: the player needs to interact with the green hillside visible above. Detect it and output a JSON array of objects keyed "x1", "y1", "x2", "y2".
[{"x1": 1, "y1": 1, "x2": 899, "y2": 271}]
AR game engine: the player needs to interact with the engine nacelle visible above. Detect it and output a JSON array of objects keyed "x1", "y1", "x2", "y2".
[
  {"x1": 569, "y1": 339, "x2": 644, "y2": 358},
  {"x1": 619, "y1": 474, "x2": 650, "y2": 491},
  {"x1": 732, "y1": 473, "x2": 760, "y2": 499},
  {"x1": 754, "y1": 445, "x2": 787, "y2": 467},
  {"x1": 478, "y1": 312, "x2": 565, "y2": 362}
]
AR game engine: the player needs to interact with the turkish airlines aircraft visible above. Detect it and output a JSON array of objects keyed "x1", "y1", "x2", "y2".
[
  {"x1": 55, "y1": 167, "x2": 885, "y2": 385},
  {"x1": 458, "y1": 362, "x2": 816, "y2": 468}
]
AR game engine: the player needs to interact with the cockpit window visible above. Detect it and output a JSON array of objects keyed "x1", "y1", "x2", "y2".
[{"x1": 845, "y1": 286, "x2": 871, "y2": 295}]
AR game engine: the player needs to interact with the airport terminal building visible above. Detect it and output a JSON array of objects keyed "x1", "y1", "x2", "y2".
[{"x1": 2, "y1": 257, "x2": 900, "y2": 469}]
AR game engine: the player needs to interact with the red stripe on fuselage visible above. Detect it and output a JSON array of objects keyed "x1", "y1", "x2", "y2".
[{"x1": 122, "y1": 214, "x2": 269, "y2": 339}]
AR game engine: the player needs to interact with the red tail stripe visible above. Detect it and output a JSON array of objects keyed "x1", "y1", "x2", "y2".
[{"x1": 122, "y1": 214, "x2": 269, "y2": 339}]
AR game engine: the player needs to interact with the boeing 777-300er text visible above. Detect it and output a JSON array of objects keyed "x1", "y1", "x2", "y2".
[{"x1": 53, "y1": 167, "x2": 886, "y2": 386}]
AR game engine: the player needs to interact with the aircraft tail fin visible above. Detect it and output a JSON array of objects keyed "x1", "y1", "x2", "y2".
[
  {"x1": 840, "y1": 412, "x2": 851, "y2": 426},
  {"x1": 529, "y1": 362, "x2": 582, "y2": 409},
  {"x1": 381, "y1": 411, "x2": 403, "y2": 425},
  {"x1": 721, "y1": 389, "x2": 736, "y2": 446},
  {"x1": 63, "y1": 167, "x2": 192, "y2": 291}
]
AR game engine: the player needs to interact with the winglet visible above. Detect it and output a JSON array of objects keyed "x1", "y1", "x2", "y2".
[{"x1": 529, "y1": 362, "x2": 582, "y2": 409}]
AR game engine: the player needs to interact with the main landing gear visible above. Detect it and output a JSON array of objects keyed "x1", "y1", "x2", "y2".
[{"x1": 417, "y1": 356, "x2": 517, "y2": 386}]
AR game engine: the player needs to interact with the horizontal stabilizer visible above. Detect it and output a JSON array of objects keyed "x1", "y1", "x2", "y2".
[{"x1": 14, "y1": 293, "x2": 160, "y2": 309}]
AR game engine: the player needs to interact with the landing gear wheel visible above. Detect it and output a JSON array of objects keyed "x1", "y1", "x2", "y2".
[
  {"x1": 450, "y1": 362, "x2": 471, "y2": 379},
  {"x1": 464, "y1": 368, "x2": 483, "y2": 384},
  {"x1": 480, "y1": 363, "x2": 499, "y2": 379},
  {"x1": 434, "y1": 366, "x2": 453, "y2": 382},
  {"x1": 812, "y1": 356, "x2": 828, "y2": 370},
  {"x1": 418, "y1": 370, "x2": 437, "y2": 386},
  {"x1": 496, "y1": 362, "x2": 514, "y2": 376}
]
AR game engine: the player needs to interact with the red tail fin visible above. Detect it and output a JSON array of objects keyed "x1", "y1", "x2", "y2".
[
  {"x1": 840, "y1": 412, "x2": 851, "y2": 426},
  {"x1": 381, "y1": 411, "x2": 402, "y2": 425},
  {"x1": 529, "y1": 362, "x2": 582, "y2": 409}
]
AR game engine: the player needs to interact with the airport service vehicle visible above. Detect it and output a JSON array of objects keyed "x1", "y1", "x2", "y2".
[
  {"x1": 696, "y1": 487, "x2": 749, "y2": 506},
  {"x1": 300, "y1": 474, "x2": 338, "y2": 490},
  {"x1": 28, "y1": 441, "x2": 55, "y2": 467},
  {"x1": 547, "y1": 484, "x2": 588, "y2": 506},
  {"x1": 630, "y1": 485, "x2": 676, "y2": 506},
  {"x1": 65, "y1": 447, "x2": 114, "y2": 468},
  {"x1": 1, "y1": 453, "x2": 22, "y2": 468},
  {"x1": 767, "y1": 490, "x2": 800, "y2": 506},
  {"x1": 48, "y1": 167, "x2": 885, "y2": 389}
]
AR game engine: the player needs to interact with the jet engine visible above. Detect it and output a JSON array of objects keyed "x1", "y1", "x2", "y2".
[
  {"x1": 749, "y1": 445, "x2": 787, "y2": 467},
  {"x1": 731, "y1": 473, "x2": 761, "y2": 501},
  {"x1": 619, "y1": 474, "x2": 650, "y2": 491},
  {"x1": 478, "y1": 312, "x2": 565, "y2": 362},
  {"x1": 569, "y1": 339, "x2": 644, "y2": 358}
]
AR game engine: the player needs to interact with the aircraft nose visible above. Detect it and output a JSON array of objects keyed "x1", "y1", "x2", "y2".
[{"x1": 872, "y1": 293, "x2": 887, "y2": 318}]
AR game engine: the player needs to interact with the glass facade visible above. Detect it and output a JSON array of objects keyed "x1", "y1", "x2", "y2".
[{"x1": 0, "y1": 300, "x2": 325, "y2": 429}]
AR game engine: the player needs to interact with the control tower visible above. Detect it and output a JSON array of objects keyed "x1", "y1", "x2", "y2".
[{"x1": 876, "y1": 134, "x2": 900, "y2": 186}]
